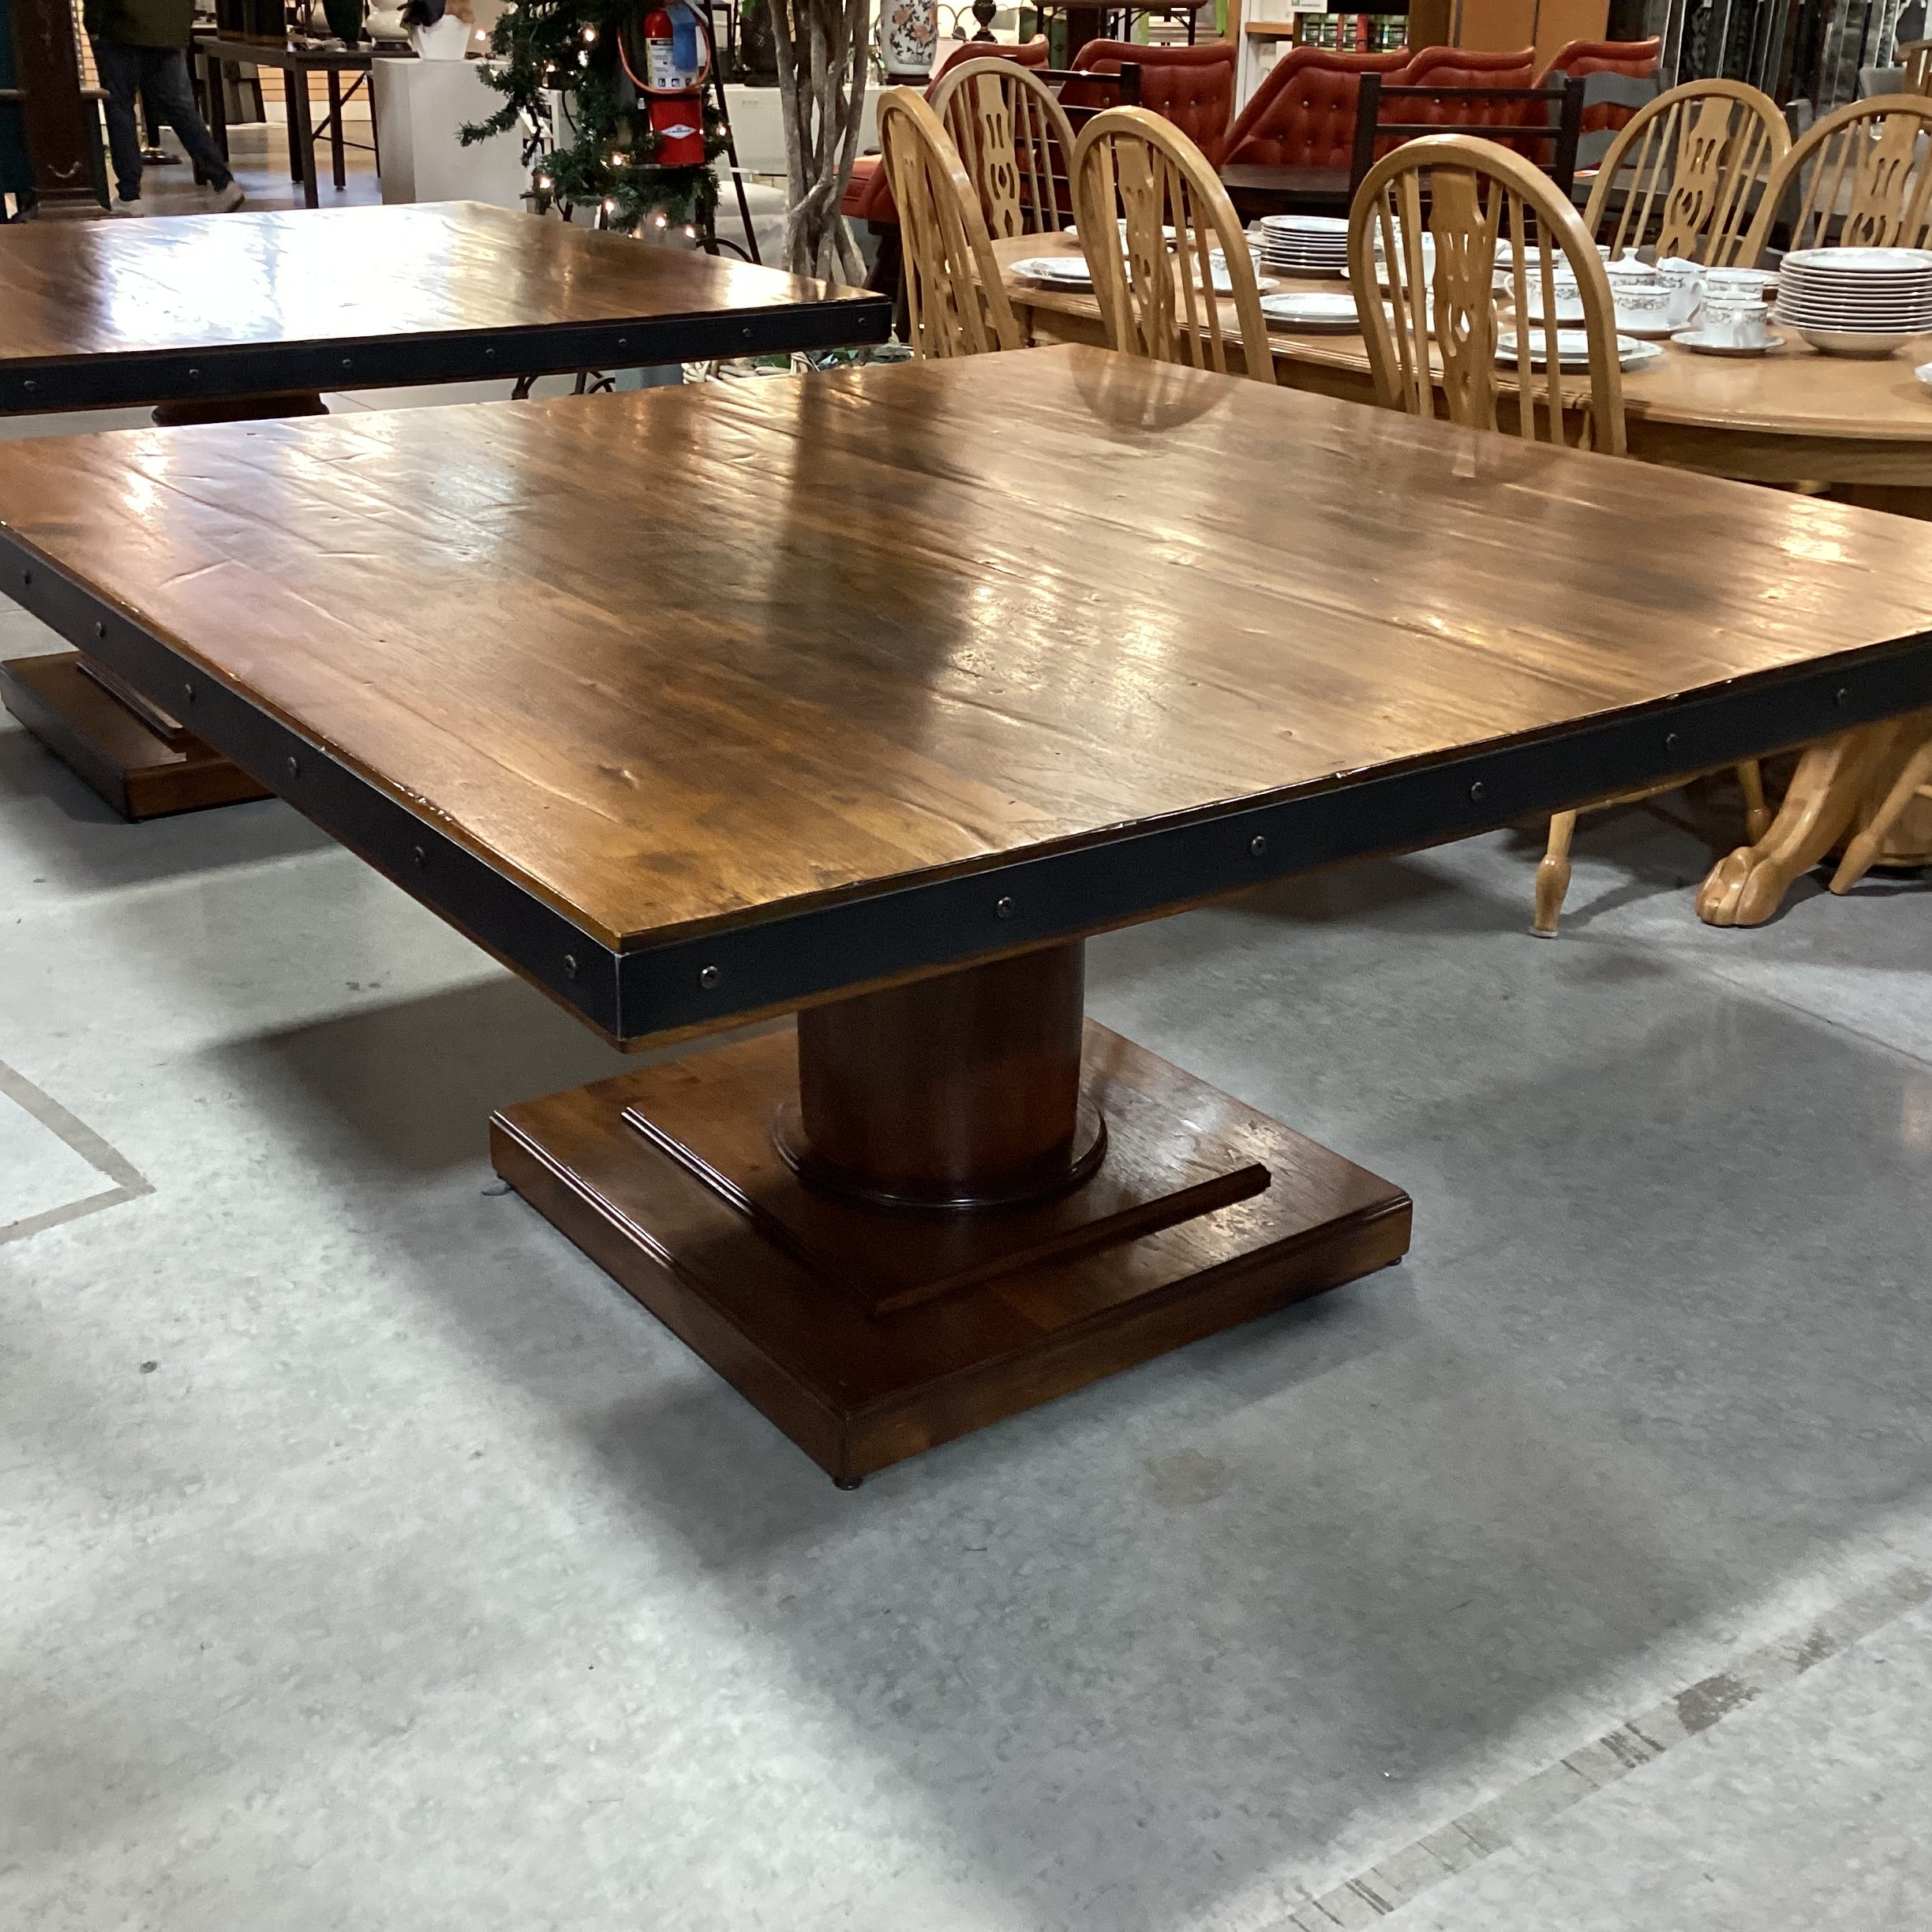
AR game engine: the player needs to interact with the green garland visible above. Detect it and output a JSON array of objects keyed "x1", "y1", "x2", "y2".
[{"x1": 462, "y1": 0, "x2": 727, "y2": 235}]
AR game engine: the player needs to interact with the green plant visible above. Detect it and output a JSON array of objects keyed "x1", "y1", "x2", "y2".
[{"x1": 462, "y1": 0, "x2": 729, "y2": 234}]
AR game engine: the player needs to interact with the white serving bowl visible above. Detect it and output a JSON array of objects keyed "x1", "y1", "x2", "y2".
[{"x1": 1795, "y1": 326, "x2": 1915, "y2": 358}]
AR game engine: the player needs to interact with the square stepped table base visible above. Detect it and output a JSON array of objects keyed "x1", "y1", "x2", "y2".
[
  {"x1": 1, "y1": 652, "x2": 270, "y2": 820},
  {"x1": 492, "y1": 1023, "x2": 1411, "y2": 1485}
]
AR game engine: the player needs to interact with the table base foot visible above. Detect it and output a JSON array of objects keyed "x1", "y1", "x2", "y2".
[
  {"x1": 1, "y1": 651, "x2": 270, "y2": 820},
  {"x1": 1696, "y1": 724, "x2": 1902, "y2": 928},
  {"x1": 491, "y1": 1022, "x2": 1411, "y2": 1485},
  {"x1": 151, "y1": 391, "x2": 326, "y2": 429}
]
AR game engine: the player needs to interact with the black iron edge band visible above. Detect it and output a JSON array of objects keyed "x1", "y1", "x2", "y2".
[
  {"x1": 620, "y1": 638, "x2": 1932, "y2": 1037},
  {"x1": 0, "y1": 532, "x2": 623, "y2": 1035},
  {"x1": 8, "y1": 511, "x2": 1930, "y2": 1045},
  {"x1": 0, "y1": 298, "x2": 894, "y2": 415}
]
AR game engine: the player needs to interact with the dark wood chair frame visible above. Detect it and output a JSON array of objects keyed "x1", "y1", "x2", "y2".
[{"x1": 1347, "y1": 73, "x2": 1587, "y2": 204}]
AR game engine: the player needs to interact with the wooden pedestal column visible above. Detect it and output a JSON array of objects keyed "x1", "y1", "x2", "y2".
[
  {"x1": 492, "y1": 942, "x2": 1412, "y2": 1486},
  {"x1": 780, "y1": 944, "x2": 1102, "y2": 1208}
]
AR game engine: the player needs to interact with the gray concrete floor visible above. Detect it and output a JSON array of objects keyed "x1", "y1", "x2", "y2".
[
  {"x1": 4, "y1": 448, "x2": 1932, "y2": 1923},
  {"x1": 128, "y1": 111, "x2": 380, "y2": 218}
]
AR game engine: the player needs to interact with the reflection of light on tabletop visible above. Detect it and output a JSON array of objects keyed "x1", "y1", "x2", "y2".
[{"x1": 122, "y1": 468, "x2": 159, "y2": 519}]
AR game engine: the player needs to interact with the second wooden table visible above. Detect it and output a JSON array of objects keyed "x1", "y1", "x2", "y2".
[{"x1": 0, "y1": 200, "x2": 892, "y2": 821}]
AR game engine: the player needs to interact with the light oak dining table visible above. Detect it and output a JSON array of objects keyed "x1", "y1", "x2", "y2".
[
  {"x1": 1002, "y1": 234, "x2": 1932, "y2": 927},
  {"x1": 3, "y1": 346, "x2": 1932, "y2": 1483}
]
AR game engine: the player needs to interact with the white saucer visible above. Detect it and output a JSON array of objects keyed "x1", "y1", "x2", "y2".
[
  {"x1": 1496, "y1": 330, "x2": 1661, "y2": 370},
  {"x1": 1672, "y1": 328, "x2": 1783, "y2": 358}
]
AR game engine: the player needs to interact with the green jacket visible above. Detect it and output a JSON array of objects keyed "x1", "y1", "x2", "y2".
[{"x1": 84, "y1": 0, "x2": 195, "y2": 48}]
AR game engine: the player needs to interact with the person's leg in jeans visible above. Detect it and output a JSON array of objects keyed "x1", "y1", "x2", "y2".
[
  {"x1": 137, "y1": 47, "x2": 235, "y2": 192},
  {"x1": 95, "y1": 37, "x2": 146, "y2": 203}
]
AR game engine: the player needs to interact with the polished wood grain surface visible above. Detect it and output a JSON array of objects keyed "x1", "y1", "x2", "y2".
[
  {"x1": 1007, "y1": 240, "x2": 1932, "y2": 928},
  {"x1": 0, "y1": 200, "x2": 875, "y2": 373},
  {"x1": 1002, "y1": 232, "x2": 1932, "y2": 458},
  {"x1": 6, "y1": 344, "x2": 1932, "y2": 961}
]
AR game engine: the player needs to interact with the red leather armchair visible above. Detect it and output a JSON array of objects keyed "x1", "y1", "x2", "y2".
[
  {"x1": 842, "y1": 37, "x2": 1050, "y2": 225},
  {"x1": 1222, "y1": 46, "x2": 1409, "y2": 170},
  {"x1": 1536, "y1": 36, "x2": 1661, "y2": 133},
  {"x1": 1064, "y1": 39, "x2": 1237, "y2": 166}
]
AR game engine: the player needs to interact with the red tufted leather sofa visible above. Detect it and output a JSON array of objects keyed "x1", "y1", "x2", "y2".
[
  {"x1": 842, "y1": 37, "x2": 1050, "y2": 226},
  {"x1": 1536, "y1": 36, "x2": 1661, "y2": 134},
  {"x1": 1376, "y1": 44, "x2": 1541, "y2": 153},
  {"x1": 1062, "y1": 39, "x2": 1237, "y2": 167},
  {"x1": 1392, "y1": 43, "x2": 1535, "y2": 103},
  {"x1": 1398, "y1": 44, "x2": 1536, "y2": 83},
  {"x1": 1222, "y1": 47, "x2": 1410, "y2": 170}
]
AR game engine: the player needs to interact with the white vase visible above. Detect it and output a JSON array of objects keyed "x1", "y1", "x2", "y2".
[
  {"x1": 410, "y1": 12, "x2": 470, "y2": 56},
  {"x1": 878, "y1": 0, "x2": 936, "y2": 80}
]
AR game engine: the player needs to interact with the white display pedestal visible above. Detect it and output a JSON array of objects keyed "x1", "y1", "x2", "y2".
[
  {"x1": 721, "y1": 83, "x2": 878, "y2": 177},
  {"x1": 372, "y1": 58, "x2": 530, "y2": 207},
  {"x1": 367, "y1": 68, "x2": 804, "y2": 271}
]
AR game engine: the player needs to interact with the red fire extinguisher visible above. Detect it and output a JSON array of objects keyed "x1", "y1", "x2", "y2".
[{"x1": 623, "y1": 1, "x2": 710, "y2": 170}]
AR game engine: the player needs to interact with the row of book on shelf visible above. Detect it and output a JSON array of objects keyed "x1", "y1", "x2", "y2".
[{"x1": 1294, "y1": 11, "x2": 1407, "y2": 51}]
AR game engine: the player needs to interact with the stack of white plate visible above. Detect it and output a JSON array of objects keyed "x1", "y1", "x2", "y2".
[
  {"x1": 1773, "y1": 247, "x2": 1932, "y2": 357},
  {"x1": 1254, "y1": 214, "x2": 1350, "y2": 278}
]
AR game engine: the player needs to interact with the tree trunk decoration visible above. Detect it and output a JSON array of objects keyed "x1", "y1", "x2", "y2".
[{"x1": 765, "y1": 0, "x2": 871, "y2": 280}]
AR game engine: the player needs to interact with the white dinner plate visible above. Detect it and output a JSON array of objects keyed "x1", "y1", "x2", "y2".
[
  {"x1": 1773, "y1": 305, "x2": 1932, "y2": 328},
  {"x1": 1260, "y1": 213, "x2": 1348, "y2": 234},
  {"x1": 1773, "y1": 300, "x2": 1932, "y2": 314},
  {"x1": 1775, "y1": 288, "x2": 1932, "y2": 308},
  {"x1": 1777, "y1": 286, "x2": 1932, "y2": 305},
  {"x1": 1780, "y1": 245, "x2": 1932, "y2": 274},
  {"x1": 1013, "y1": 256, "x2": 1094, "y2": 287},
  {"x1": 1494, "y1": 242, "x2": 1562, "y2": 275},
  {"x1": 1778, "y1": 267, "x2": 1932, "y2": 284},
  {"x1": 1260, "y1": 290, "x2": 1361, "y2": 331},
  {"x1": 1769, "y1": 268, "x2": 1932, "y2": 286},
  {"x1": 1064, "y1": 222, "x2": 1178, "y2": 244},
  {"x1": 1772, "y1": 292, "x2": 1932, "y2": 309}
]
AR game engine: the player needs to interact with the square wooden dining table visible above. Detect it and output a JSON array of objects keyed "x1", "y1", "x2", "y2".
[
  {"x1": 0, "y1": 200, "x2": 892, "y2": 820},
  {"x1": 2, "y1": 344, "x2": 1930, "y2": 1485}
]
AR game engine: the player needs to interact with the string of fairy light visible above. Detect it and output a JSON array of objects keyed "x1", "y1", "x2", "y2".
[{"x1": 462, "y1": 0, "x2": 728, "y2": 235}]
